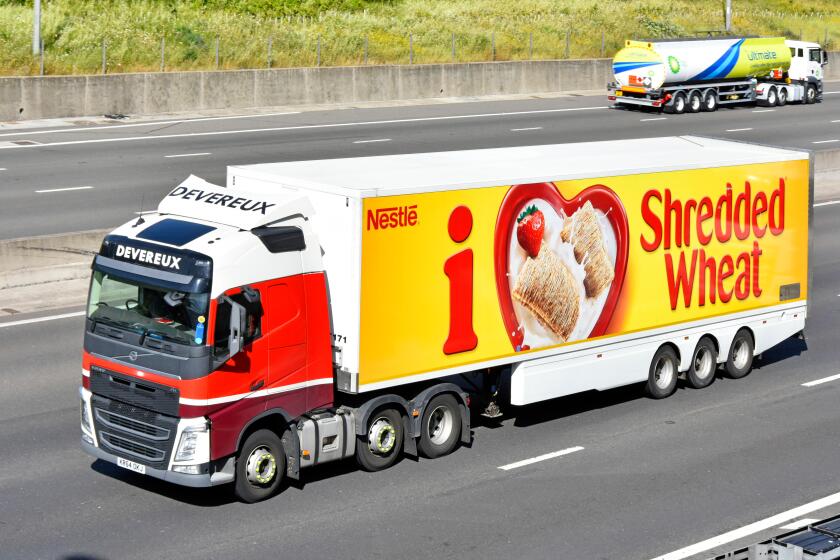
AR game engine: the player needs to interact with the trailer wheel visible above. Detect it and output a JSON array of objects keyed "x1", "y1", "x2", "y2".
[
  {"x1": 645, "y1": 346, "x2": 679, "y2": 399},
  {"x1": 766, "y1": 87, "x2": 778, "y2": 107},
  {"x1": 688, "y1": 91, "x2": 702, "y2": 113},
  {"x1": 805, "y1": 84, "x2": 817, "y2": 104},
  {"x1": 670, "y1": 92, "x2": 687, "y2": 114},
  {"x1": 418, "y1": 394, "x2": 462, "y2": 459},
  {"x1": 702, "y1": 90, "x2": 718, "y2": 112},
  {"x1": 777, "y1": 87, "x2": 787, "y2": 106},
  {"x1": 356, "y1": 407, "x2": 403, "y2": 472},
  {"x1": 234, "y1": 429, "x2": 286, "y2": 503},
  {"x1": 687, "y1": 337, "x2": 717, "y2": 389},
  {"x1": 725, "y1": 330, "x2": 754, "y2": 379}
]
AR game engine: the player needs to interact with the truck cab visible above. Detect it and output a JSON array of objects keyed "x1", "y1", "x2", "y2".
[
  {"x1": 786, "y1": 39, "x2": 827, "y2": 83},
  {"x1": 79, "y1": 175, "x2": 335, "y2": 496}
]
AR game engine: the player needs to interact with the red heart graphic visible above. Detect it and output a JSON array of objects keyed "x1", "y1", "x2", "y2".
[{"x1": 494, "y1": 182, "x2": 629, "y2": 350}]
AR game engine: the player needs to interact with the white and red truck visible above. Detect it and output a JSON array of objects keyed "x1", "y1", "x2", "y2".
[
  {"x1": 80, "y1": 136, "x2": 811, "y2": 501},
  {"x1": 608, "y1": 37, "x2": 828, "y2": 112}
]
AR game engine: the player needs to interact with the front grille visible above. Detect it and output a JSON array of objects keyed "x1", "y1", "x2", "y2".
[
  {"x1": 92, "y1": 395, "x2": 178, "y2": 468},
  {"x1": 95, "y1": 409, "x2": 170, "y2": 441},
  {"x1": 89, "y1": 366, "x2": 180, "y2": 416},
  {"x1": 100, "y1": 432, "x2": 165, "y2": 461}
]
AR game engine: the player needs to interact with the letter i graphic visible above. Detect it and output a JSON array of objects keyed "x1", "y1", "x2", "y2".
[{"x1": 443, "y1": 206, "x2": 478, "y2": 355}]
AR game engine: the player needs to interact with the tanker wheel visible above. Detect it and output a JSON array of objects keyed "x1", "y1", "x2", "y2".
[
  {"x1": 766, "y1": 87, "x2": 778, "y2": 107},
  {"x1": 702, "y1": 90, "x2": 718, "y2": 112},
  {"x1": 667, "y1": 92, "x2": 687, "y2": 114},
  {"x1": 356, "y1": 407, "x2": 403, "y2": 472},
  {"x1": 805, "y1": 84, "x2": 817, "y2": 104},
  {"x1": 687, "y1": 91, "x2": 702, "y2": 113},
  {"x1": 234, "y1": 429, "x2": 286, "y2": 503},
  {"x1": 777, "y1": 87, "x2": 787, "y2": 106}
]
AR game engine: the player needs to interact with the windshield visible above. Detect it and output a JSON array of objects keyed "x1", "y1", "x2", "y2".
[{"x1": 87, "y1": 270, "x2": 210, "y2": 347}]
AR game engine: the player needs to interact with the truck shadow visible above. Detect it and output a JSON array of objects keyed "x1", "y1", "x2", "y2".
[{"x1": 90, "y1": 460, "x2": 236, "y2": 506}]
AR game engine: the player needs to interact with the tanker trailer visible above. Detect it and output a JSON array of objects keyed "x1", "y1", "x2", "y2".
[{"x1": 607, "y1": 37, "x2": 827, "y2": 113}]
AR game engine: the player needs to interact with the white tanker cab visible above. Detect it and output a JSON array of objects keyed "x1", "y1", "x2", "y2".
[{"x1": 608, "y1": 37, "x2": 828, "y2": 113}]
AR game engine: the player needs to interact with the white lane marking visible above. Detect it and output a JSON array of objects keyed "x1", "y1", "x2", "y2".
[
  {"x1": 498, "y1": 446, "x2": 584, "y2": 470},
  {"x1": 0, "y1": 106, "x2": 609, "y2": 150},
  {"x1": 649, "y1": 490, "x2": 840, "y2": 560},
  {"x1": 640, "y1": 117, "x2": 667, "y2": 122},
  {"x1": 802, "y1": 373, "x2": 840, "y2": 387},
  {"x1": 779, "y1": 518, "x2": 819, "y2": 531},
  {"x1": 0, "y1": 311, "x2": 86, "y2": 329},
  {"x1": 813, "y1": 139, "x2": 839, "y2": 144},
  {"x1": 752, "y1": 109, "x2": 776, "y2": 113},
  {"x1": 352, "y1": 138, "x2": 391, "y2": 144},
  {"x1": 726, "y1": 128, "x2": 753, "y2": 132},
  {"x1": 832, "y1": 120, "x2": 840, "y2": 123},
  {"x1": 0, "y1": 111, "x2": 302, "y2": 138},
  {"x1": 510, "y1": 126, "x2": 543, "y2": 131},
  {"x1": 0, "y1": 167, "x2": 6, "y2": 170},
  {"x1": 164, "y1": 152, "x2": 211, "y2": 158},
  {"x1": 814, "y1": 200, "x2": 840, "y2": 207},
  {"x1": 35, "y1": 186, "x2": 94, "y2": 193},
  {"x1": 825, "y1": 91, "x2": 840, "y2": 95}
]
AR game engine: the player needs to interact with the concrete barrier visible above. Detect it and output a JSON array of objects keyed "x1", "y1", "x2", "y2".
[{"x1": 0, "y1": 58, "x2": 616, "y2": 121}]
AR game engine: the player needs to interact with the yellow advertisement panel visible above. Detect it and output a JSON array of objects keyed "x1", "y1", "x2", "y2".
[{"x1": 359, "y1": 161, "x2": 809, "y2": 386}]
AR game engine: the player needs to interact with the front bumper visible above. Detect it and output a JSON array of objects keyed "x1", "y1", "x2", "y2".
[{"x1": 81, "y1": 438, "x2": 234, "y2": 487}]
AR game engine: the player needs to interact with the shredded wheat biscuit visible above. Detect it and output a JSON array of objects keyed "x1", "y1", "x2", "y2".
[
  {"x1": 560, "y1": 201, "x2": 614, "y2": 298},
  {"x1": 513, "y1": 244, "x2": 579, "y2": 341}
]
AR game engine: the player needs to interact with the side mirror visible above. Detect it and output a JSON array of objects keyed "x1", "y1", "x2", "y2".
[{"x1": 227, "y1": 297, "x2": 246, "y2": 358}]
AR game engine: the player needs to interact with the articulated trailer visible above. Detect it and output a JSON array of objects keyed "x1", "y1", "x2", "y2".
[
  {"x1": 608, "y1": 37, "x2": 828, "y2": 113},
  {"x1": 80, "y1": 136, "x2": 811, "y2": 502}
]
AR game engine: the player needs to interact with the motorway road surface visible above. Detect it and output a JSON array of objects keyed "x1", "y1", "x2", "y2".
[
  {"x1": 1, "y1": 204, "x2": 840, "y2": 559},
  {"x1": 0, "y1": 82, "x2": 838, "y2": 239}
]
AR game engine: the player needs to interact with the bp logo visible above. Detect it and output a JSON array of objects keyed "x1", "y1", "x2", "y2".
[{"x1": 668, "y1": 56, "x2": 680, "y2": 74}]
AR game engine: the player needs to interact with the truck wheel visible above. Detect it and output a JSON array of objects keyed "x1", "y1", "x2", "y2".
[
  {"x1": 672, "y1": 92, "x2": 687, "y2": 114},
  {"x1": 688, "y1": 91, "x2": 702, "y2": 113},
  {"x1": 702, "y1": 90, "x2": 718, "y2": 112},
  {"x1": 777, "y1": 87, "x2": 787, "y2": 106},
  {"x1": 234, "y1": 429, "x2": 286, "y2": 503},
  {"x1": 766, "y1": 87, "x2": 778, "y2": 107},
  {"x1": 356, "y1": 407, "x2": 403, "y2": 472},
  {"x1": 645, "y1": 346, "x2": 679, "y2": 399},
  {"x1": 725, "y1": 330, "x2": 754, "y2": 379},
  {"x1": 687, "y1": 337, "x2": 717, "y2": 389},
  {"x1": 419, "y1": 394, "x2": 462, "y2": 459},
  {"x1": 805, "y1": 84, "x2": 817, "y2": 104}
]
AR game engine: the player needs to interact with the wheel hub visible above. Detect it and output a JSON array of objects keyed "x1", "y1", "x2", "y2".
[
  {"x1": 427, "y1": 406, "x2": 454, "y2": 445},
  {"x1": 368, "y1": 418, "x2": 396, "y2": 455},
  {"x1": 694, "y1": 347, "x2": 713, "y2": 379},
  {"x1": 245, "y1": 446, "x2": 277, "y2": 485},
  {"x1": 654, "y1": 357, "x2": 674, "y2": 389},
  {"x1": 733, "y1": 339, "x2": 749, "y2": 369}
]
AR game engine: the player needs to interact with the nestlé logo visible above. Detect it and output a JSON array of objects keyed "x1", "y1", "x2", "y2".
[{"x1": 367, "y1": 205, "x2": 418, "y2": 231}]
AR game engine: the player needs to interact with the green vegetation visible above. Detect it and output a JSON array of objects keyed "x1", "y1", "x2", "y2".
[{"x1": 0, "y1": 0, "x2": 837, "y2": 76}]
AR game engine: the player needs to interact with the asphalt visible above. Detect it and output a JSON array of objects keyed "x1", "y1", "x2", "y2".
[
  {"x1": 0, "y1": 200, "x2": 837, "y2": 560},
  {"x1": 0, "y1": 84, "x2": 839, "y2": 239}
]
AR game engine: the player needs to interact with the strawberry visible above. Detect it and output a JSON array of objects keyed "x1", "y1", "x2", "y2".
[{"x1": 516, "y1": 205, "x2": 545, "y2": 258}]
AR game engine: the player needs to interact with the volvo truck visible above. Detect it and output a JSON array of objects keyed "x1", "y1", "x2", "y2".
[{"x1": 80, "y1": 136, "x2": 811, "y2": 502}]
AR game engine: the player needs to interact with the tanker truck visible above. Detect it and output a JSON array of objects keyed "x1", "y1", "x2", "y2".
[{"x1": 608, "y1": 37, "x2": 828, "y2": 113}]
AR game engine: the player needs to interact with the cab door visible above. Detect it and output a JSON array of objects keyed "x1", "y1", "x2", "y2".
[{"x1": 264, "y1": 278, "x2": 309, "y2": 415}]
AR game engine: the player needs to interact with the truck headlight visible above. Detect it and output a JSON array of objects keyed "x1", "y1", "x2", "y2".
[{"x1": 174, "y1": 420, "x2": 209, "y2": 463}]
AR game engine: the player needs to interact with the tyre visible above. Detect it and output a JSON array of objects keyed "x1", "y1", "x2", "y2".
[
  {"x1": 766, "y1": 87, "x2": 778, "y2": 107},
  {"x1": 356, "y1": 407, "x2": 403, "y2": 472},
  {"x1": 805, "y1": 84, "x2": 817, "y2": 104},
  {"x1": 666, "y1": 92, "x2": 687, "y2": 114},
  {"x1": 234, "y1": 429, "x2": 285, "y2": 503},
  {"x1": 687, "y1": 337, "x2": 717, "y2": 389},
  {"x1": 688, "y1": 91, "x2": 702, "y2": 113},
  {"x1": 777, "y1": 87, "x2": 787, "y2": 106},
  {"x1": 725, "y1": 330, "x2": 754, "y2": 379},
  {"x1": 645, "y1": 345, "x2": 679, "y2": 399},
  {"x1": 419, "y1": 394, "x2": 462, "y2": 459},
  {"x1": 702, "y1": 90, "x2": 718, "y2": 112}
]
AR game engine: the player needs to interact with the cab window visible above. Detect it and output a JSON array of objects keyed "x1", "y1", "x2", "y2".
[
  {"x1": 809, "y1": 49, "x2": 821, "y2": 63},
  {"x1": 213, "y1": 287, "x2": 264, "y2": 357}
]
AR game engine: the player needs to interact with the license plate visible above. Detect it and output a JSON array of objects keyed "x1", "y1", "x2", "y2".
[{"x1": 116, "y1": 457, "x2": 146, "y2": 475}]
